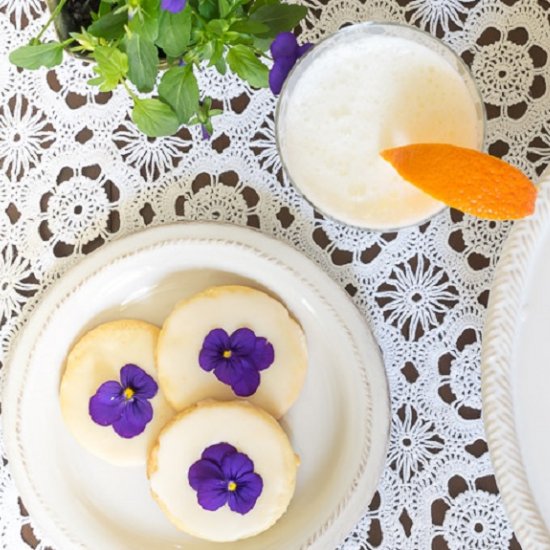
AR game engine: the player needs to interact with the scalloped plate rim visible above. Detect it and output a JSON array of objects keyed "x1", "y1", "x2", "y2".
[{"x1": 482, "y1": 175, "x2": 550, "y2": 550}]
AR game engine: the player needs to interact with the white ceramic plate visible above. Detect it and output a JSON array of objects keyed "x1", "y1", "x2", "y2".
[
  {"x1": 3, "y1": 222, "x2": 389, "y2": 550},
  {"x1": 482, "y1": 175, "x2": 550, "y2": 550}
]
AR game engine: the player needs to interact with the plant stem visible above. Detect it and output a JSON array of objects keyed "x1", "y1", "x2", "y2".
[
  {"x1": 114, "y1": 4, "x2": 129, "y2": 15},
  {"x1": 122, "y1": 80, "x2": 137, "y2": 101},
  {"x1": 37, "y1": 0, "x2": 70, "y2": 42}
]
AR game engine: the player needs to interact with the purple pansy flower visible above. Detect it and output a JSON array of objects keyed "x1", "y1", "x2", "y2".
[
  {"x1": 269, "y1": 32, "x2": 313, "y2": 95},
  {"x1": 89, "y1": 364, "x2": 158, "y2": 438},
  {"x1": 188, "y1": 442, "x2": 263, "y2": 514},
  {"x1": 161, "y1": 0, "x2": 186, "y2": 13},
  {"x1": 199, "y1": 328, "x2": 275, "y2": 397}
]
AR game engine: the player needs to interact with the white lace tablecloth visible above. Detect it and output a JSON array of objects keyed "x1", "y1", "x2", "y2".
[{"x1": 1, "y1": 0, "x2": 548, "y2": 548}]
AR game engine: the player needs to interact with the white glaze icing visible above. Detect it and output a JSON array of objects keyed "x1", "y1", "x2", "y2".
[
  {"x1": 60, "y1": 320, "x2": 174, "y2": 466},
  {"x1": 148, "y1": 400, "x2": 299, "y2": 541},
  {"x1": 157, "y1": 286, "x2": 308, "y2": 418}
]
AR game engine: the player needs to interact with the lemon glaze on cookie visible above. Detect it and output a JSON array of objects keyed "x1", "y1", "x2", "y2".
[
  {"x1": 148, "y1": 400, "x2": 299, "y2": 542},
  {"x1": 60, "y1": 319, "x2": 174, "y2": 466},
  {"x1": 157, "y1": 285, "x2": 308, "y2": 418}
]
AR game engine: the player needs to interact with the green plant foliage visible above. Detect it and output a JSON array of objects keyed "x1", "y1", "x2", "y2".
[{"x1": 8, "y1": 0, "x2": 308, "y2": 137}]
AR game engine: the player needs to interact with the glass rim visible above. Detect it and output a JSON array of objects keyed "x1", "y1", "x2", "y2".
[{"x1": 274, "y1": 21, "x2": 487, "y2": 233}]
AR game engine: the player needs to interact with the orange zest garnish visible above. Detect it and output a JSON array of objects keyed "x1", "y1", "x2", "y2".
[{"x1": 381, "y1": 143, "x2": 537, "y2": 220}]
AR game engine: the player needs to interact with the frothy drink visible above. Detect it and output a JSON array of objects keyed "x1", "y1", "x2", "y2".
[{"x1": 276, "y1": 24, "x2": 484, "y2": 229}]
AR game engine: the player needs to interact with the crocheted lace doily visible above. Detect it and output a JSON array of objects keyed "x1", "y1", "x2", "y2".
[{"x1": 1, "y1": 0, "x2": 548, "y2": 547}]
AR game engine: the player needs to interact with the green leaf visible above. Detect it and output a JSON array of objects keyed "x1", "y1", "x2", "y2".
[
  {"x1": 88, "y1": 9, "x2": 128, "y2": 40},
  {"x1": 198, "y1": 0, "x2": 218, "y2": 19},
  {"x1": 215, "y1": 55, "x2": 227, "y2": 74},
  {"x1": 226, "y1": 44, "x2": 268, "y2": 88},
  {"x1": 9, "y1": 42, "x2": 64, "y2": 70},
  {"x1": 229, "y1": 19, "x2": 269, "y2": 34},
  {"x1": 129, "y1": 0, "x2": 160, "y2": 41},
  {"x1": 227, "y1": 0, "x2": 253, "y2": 11},
  {"x1": 248, "y1": 0, "x2": 277, "y2": 14},
  {"x1": 195, "y1": 41, "x2": 215, "y2": 61},
  {"x1": 158, "y1": 65, "x2": 200, "y2": 123},
  {"x1": 70, "y1": 30, "x2": 100, "y2": 53},
  {"x1": 253, "y1": 35, "x2": 272, "y2": 51},
  {"x1": 131, "y1": 97, "x2": 180, "y2": 137},
  {"x1": 207, "y1": 19, "x2": 229, "y2": 36},
  {"x1": 210, "y1": 40, "x2": 225, "y2": 67},
  {"x1": 98, "y1": 1, "x2": 114, "y2": 17},
  {"x1": 224, "y1": 30, "x2": 254, "y2": 45},
  {"x1": 156, "y1": 8, "x2": 191, "y2": 57},
  {"x1": 127, "y1": 34, "x2": 158, "y2": 92},
  {"x1": 249, "y1": 3, "x2": 307, "y2": 37},
  {"x1": 218, "y1": 0, "x2": 231, "y2": 17},
  {"x1": 89, "y1": 45, "x2": 128, "y2": 92}
]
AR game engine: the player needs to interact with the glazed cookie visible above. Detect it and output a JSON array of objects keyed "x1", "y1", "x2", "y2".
[
  {"x1": 148, "y1": 400, "x2": 299, "y2": 541},
  {"x1": 60, "y1": 320, "x2": 174, "y2": 466},
  {"x1": 157, "y1": 285, "x2": 308, "y2": 418}
]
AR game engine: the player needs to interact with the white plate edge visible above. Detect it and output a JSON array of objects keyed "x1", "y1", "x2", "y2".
[
  {"x1": 481, "y1": 176, "x2": 550, "y2": 550},
  {"x1": 2, "y1": 221, "x2": 390, "y2": 550}
]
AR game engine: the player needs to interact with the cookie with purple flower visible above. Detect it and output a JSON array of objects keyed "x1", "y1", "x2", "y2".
[
  {"x1": 157, "y1": 285, "x2": 308, "y2": 418},
  {"x1": 148, "y1": 400, "x2": 299, "y2": 541},
  {"x1": 60, "y1": 320, "x2": 174, "y2": 466}
]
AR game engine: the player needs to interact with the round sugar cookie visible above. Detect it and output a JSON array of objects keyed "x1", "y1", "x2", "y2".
[
  {"x1": 60, "y1": 320, "x2": 174, "y2": 466},
  {"x1": 147, "y1": 400, "x2": 299, "y2": 541},
  {"x1": 157, "y1": 285, "x2": 308, "y2": 418}
]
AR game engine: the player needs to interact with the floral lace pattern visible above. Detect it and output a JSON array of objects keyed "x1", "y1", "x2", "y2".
[{"x1": 0, "y1": 0, "x2": 547, "y2": 548}]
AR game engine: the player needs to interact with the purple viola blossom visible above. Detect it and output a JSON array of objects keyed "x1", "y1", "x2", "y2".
[
  {"x1": 297, "y1": 42, "x2": 313, "y2": 57},
  {"x1": 201, "y1": 124, "x2": 211, "y2": 140},
  {"x1": 161, "y1": 0, "x2": 186, "y2": 13},
  {"x1": 199, "y1": 328, "x2": 275, "y2": 397},
  {"x1": 89, "y1": 364, "x2": 158, "y2": 438},
  {"x1": 271, "y1": 31, "x2": 298, "y2": 59},
  {"x1": 269, "y1": 32, "x2": 313, "y2": 95},
  {"x1": 188, "y1": 442, "x2": 263, "y2": 514}
]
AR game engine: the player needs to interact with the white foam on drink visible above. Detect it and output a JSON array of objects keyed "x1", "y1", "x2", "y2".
[{"x1": 278, "y1": 33, "x2": 481, "y2": 229}]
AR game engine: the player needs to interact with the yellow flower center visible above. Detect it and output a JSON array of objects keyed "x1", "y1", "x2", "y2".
[
  {"x1": 223, "y1": 349, "x2": 232, "y2": 359},
  {"x1": 228, "y1": 481, "x2": 237, "y2": 492},
  {"x1": 123, "y1": 387, "x2": 135, "y2": 400}
]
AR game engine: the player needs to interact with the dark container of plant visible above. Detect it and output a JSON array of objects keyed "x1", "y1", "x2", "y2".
[
  {"x1": 47, "y1": 0, "x2": 168, "y2": 66},
  {"x1": 47, "y1": 0, "x2": 99, "y2": 52}
]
